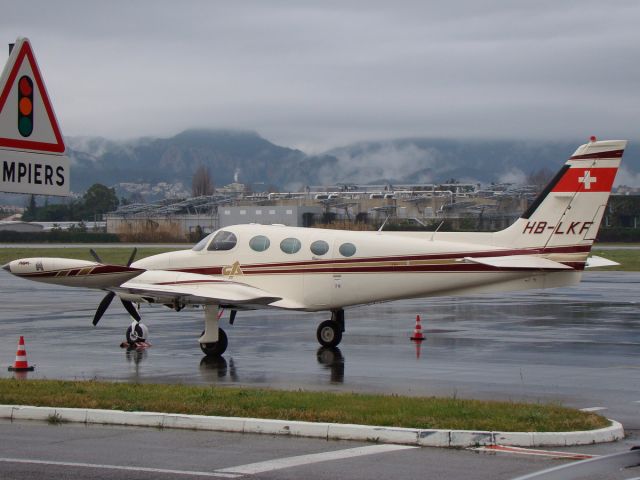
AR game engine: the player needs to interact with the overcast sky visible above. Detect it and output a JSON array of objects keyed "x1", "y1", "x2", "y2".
[{"x1": 2, "y1": 0, "x2": 639, "y2": 152}]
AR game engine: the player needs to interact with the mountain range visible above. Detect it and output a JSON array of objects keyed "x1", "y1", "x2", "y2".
[{"x1": 57, "y1": 129, "x2": 640, "y2": 201}]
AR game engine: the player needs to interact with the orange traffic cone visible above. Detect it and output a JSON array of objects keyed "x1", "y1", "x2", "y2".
[
  {"x1": 410, "y1": 315, "x2": 425, "y2": 341},
  {"x1": 8, "y1": 336, "x2": 35, "y2": 372}
]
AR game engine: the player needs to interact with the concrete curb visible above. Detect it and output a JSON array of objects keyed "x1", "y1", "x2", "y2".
[{"x1": 0, "y1": 405, "x2": 624, "y2": 448}]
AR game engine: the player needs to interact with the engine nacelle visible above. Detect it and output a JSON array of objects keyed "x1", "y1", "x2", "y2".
[{"x1": 3, "y1": 257, "x2": 144, "y2": 288}]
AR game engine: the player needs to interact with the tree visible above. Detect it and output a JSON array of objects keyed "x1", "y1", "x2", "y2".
[
  {"x1": 192, "y1": 165, "x2": 214, "y2": 197},
  {"x1": 82, "y1": 183, "x2": 119, "y2": 219}
]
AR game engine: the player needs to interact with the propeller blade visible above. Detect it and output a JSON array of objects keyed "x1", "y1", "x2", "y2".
[
  {"x1": 229, "y1": 310, "x2": 237, "y2": 325},
  {"x1": 121, "y1": 299, "x2": 141, "y2": 322},
  {"x1": 89, "y1": 248, "x2": 102, "y2": 263},
  {"x1": 126, "y1": 248, "x2": 138, "y2": 267},
  {"x1": 93, "y1": 291, "x2": 115, "y2": 326}
]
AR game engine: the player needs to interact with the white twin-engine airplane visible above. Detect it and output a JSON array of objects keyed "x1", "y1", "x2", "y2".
[
  {"x1": 0, "y1": 39, "x2": 626, "y2": 357},
  {"x1": 3, "y1": 138, "x2": 626, "y2": 356}
]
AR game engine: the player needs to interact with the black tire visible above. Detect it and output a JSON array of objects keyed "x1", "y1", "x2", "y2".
[
  {"x1": 199, "y1": 328, "x2": 228, "y2": 357},
  {"x1": 316, "y1": 320, "x2": 342, "y2": 348},
  {"x1": 126, "y1": 323, "x2": 147, "y2": 343}
]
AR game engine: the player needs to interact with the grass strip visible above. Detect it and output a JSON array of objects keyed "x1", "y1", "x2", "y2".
[
  {"x1": 590, "y1": 248, "x2": 640, "y2": 272},
  {"x1": 0, "y1": 379, "x2": 608, "y2": 432}
]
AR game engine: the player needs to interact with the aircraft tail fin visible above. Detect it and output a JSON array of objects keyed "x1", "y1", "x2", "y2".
[{"x1": 493, "y1": 139, "x2": 626, "y2": 257}]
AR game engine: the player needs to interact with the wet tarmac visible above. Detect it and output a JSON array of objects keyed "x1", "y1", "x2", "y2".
[{"x1": 1, "y1": 270, "x2": 638, "y2": 429}]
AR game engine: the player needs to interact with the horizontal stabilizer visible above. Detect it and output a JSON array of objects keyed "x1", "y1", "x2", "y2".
[
  {"x1": 585, "y1": 255, "x2": 619, "y2": 268},
  {"x1": 463, "y1": 255, "x2": 572, "y2": 270}
]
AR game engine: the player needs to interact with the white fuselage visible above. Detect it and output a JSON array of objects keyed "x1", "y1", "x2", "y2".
[{"x1": 131, "y1": 224, "x2": 584, "y2": 311}]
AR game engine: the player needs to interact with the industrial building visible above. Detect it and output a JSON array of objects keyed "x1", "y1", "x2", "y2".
[{"x1": 104, "y1": 181, "x2": 533, "y2": 241}]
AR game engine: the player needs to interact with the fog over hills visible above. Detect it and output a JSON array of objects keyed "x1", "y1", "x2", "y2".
[{"x1": 59, "y1": 129, "x2": 640, "y2": 200}]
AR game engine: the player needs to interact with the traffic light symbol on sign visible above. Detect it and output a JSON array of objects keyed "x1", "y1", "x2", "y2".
[
  {"x1": 0, "y1": 38, "x2": 66, "y2": 155},
  {"x1": 18, "y1": 75, "x2": 33, "y2": 137}
]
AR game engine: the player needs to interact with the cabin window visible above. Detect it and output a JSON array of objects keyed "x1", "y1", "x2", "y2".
[
  {"x1": 192, "y1": 233, "x2": 213, "y2": 251},
  {"x1": 280, "y1": 237, "x2": 302, "y2": 254},
  {"x1": 310, "y1": 240, "x2": 329, "y2": 256},
  {"x1": 249, "y1": 235, "x2": 270, "y2": 252},
  {"x1": 339, "y1": 242, "x2": 356, "y2": 257},
  {"x1": 207, "y1": 230, "x2": 237, "y2": 251}
]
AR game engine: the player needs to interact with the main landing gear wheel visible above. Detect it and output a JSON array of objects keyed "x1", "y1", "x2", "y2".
[
  {"x1": 200, "y1": 328, "x2": 228, "y2": 357},
  {"x1": 316, "y1": 320, "x2": 342, "y2": 348}
]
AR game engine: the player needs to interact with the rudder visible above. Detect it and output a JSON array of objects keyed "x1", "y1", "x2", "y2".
[{"x1": 494, "y1": 139, "x2": 626, "y2": 253}]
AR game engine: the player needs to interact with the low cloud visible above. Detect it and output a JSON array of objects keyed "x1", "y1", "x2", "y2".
[
  {"x1": 615, "y1": 166, "x2": 640, "y2": 188},
  {"x1": 498, "y1": 168, "x2": 528, "y2": 185},
  {"x1": 330, "y1": 142, "x2": 438, "y2": 183}
]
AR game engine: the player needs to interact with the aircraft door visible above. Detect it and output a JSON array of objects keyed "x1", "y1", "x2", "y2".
[{"x1": 327, "y1": 237, "x2": 356, "y2": 307}]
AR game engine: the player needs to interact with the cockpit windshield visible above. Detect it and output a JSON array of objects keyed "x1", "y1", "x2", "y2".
[
  {"x1": 192, "y1": 233, "x2": 213, "y2": 251},
  {"x1": 208, "y1": 230, "x2": 237, "y2": 251},
  {"x1": 191, "y1": 230, "x2": 238, "y2": 252}
]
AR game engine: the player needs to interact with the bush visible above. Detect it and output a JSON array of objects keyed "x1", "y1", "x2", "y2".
[{"x1": 597, "y1": 227, "x2": 640, "y2": 242}]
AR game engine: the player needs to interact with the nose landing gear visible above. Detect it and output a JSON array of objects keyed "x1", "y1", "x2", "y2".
[
  {"x1": 200, "y1": 328, "x2": 228, "y2": 357},
  {"x1": 199, "y1": 305, "x2": 228, "y2": 357}
]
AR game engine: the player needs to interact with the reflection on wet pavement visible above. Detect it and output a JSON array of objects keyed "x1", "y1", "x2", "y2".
[
  {"x1": 317, "y1": 347, "x2": 344, "y2": 383},
  {"x1": 0, "y1": 271, "x2": 638, "y2": 427}
]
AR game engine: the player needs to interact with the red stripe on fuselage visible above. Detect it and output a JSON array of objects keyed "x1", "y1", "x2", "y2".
[{"x1": 171, "y1": 245, "x2": 589, "y2": 276}]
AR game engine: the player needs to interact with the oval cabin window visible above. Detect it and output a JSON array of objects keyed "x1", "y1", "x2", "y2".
[
  {"x1": 280, "y1": 237, "x2": 302, "y2": 254},
  {"x1": 310, "y1": 240, "x2": 329, "y2": 256},
  {"x1": 249, "y1": 235, "x2": 270, "y2": 252},
  {"x1": 339, "y1": 242, "x2": 356, "y2": 257}
]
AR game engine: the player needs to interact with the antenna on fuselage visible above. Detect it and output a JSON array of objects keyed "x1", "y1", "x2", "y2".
[
  {"x1": 377, "y1": 215, "x2": 390, "y2": 233},
  {"x1": 430, "y1": 221, "x2": 444, "y2": 241}
]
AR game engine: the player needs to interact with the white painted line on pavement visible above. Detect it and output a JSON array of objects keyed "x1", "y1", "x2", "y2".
[
  {"x1": 579, "y1": 406, "x2": 607, "y2": 412},
  {"x1": 0, "y1": 458, "x2": 240, "y2": 478},
  {"x1": 470, "y1": 445, "x2": 596, "y2": 460},
  {"x1": 217, "y1": 444, "x2": 418, "y2": 475}
]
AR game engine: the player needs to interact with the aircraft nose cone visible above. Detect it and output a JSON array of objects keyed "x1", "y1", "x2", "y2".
[{"x1": 2, "y1": 263, "x2": 10, "y2": 272}]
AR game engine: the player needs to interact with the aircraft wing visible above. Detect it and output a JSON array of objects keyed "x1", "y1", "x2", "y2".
[
  {"x1": 463, "y1": 255, "x2": 573, "y2": 270},
  {"x1": 115, "y1": 270, "x2": 282, "y2": 308}
]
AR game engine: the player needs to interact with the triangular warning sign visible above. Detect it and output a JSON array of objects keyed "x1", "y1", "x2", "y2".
[{"x1": 0, "y1": 37, "x2": 65, "y2": 154}]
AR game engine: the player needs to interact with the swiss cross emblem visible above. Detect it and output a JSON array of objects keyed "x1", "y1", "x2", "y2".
[{"x1": 579, "y1": 170, "x2": 597, "y2": 190}]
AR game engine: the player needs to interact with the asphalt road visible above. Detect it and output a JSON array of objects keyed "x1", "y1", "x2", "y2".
[
  {"x1": 0, "y1": 421, "x2": 638, "y2": 480},
  {"x1": 0, "y1": 270, "x2": 639, "y2": 479}
]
